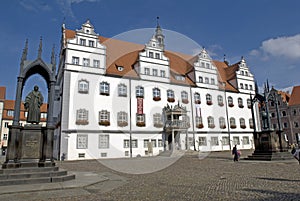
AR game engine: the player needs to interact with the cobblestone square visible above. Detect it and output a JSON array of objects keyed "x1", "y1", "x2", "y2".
[{"x1": 1, "y1": 150, "x2": 300, "y2": 201}]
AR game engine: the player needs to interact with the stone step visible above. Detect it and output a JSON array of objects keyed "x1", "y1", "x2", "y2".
[
  {"x1": 0, "y1": 170, "x2": 67, "y2": 180},
  {"x1": 0, "y1": 173, "x2": 75, "y2": 186},
  {"x1": 0, "y1": 166, "x2": 59, "y2": 174},
  {"x1": 245, "y1": 151, "x2": 294, "y2": 161}
]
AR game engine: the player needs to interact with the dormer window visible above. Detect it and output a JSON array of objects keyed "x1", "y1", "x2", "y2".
[
  {"x1": 153, "y1": 69, "x2": 158, "y2": 76},
  {"x1": 117, "y1": 66, "x2": 124, "y2": 71},
  {"x1": 88, "y1": 40, "x2": 94, "y2": 47},
  {"x1": 175, "y1": 75, "x2": 185, "y2": 81},
  {"x1": 206, "y1": 63, "x2": 210, "y2": 69}
]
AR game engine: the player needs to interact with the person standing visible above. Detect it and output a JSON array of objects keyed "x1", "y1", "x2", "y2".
[
  {"x1": 24, "y1": 85, "x2": 44, "y2": 124},
  {"x1": 232, "y1": 145, "x2": 239, "y2": 162}
]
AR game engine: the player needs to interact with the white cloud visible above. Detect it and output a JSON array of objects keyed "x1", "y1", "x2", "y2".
[
  {"x1": 56, "y1": 0, "x2": 100, "y2": 20},
  {"x1": 20, "y1": 0, "x2": 51, "y2": 12},
  {"x1": 259, "y1": 34, "x2": 300, "y2": 60}
]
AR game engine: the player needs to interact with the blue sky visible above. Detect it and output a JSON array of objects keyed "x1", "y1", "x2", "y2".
[{"x1": 1, "y1": 0, "x2": 300, "y2": 99}]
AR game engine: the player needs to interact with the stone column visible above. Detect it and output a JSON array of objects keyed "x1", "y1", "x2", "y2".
[{"x1": 13, "y1": 77, "x2": 24, "y2": 126}]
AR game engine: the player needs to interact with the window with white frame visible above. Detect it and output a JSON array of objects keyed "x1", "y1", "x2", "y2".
[
  {"x1": 100, "y1": 82, "x2": 110, "y2": 95},
  {"x1": 153, "y1": 88, "x2": 161, "y2": 101},
  {"x1": 144, "y1": 139, "x2": 149, "y2": 148},
  {"x1": 88, "y1": 40, "x2": 94, "y2": 47},
  {"x1": 152, "y1": 69, "x2": 158, "y2": 76},
  {"x1": 93, "y1": 60, "x2": 100, "y2": 68},
  {"x1": 3, "y1": 133, "x2": 8, "y2": 140},
  {"x1": 238, "y1": 98, "x2": 244, "y2": 108},
  {"x1": 217, "y1": 95, "x2": 223, "y2": 106},
  {"x1": 160, "y1": 70, "x2": 166, "y2": 77},
  {"x1": 99, "y1": 135, "x2": 109, "y2": 149},
  {"x1": 194, "y1": 93, "x2": 201, "y2": 104},
  {"x1": 76, "y1": 109, "x2": 88, "y2": 125},
  {"x1": 228, "y1": 96, "x2": 234, "y2": 107},
  {"x1": 144, "y1": 68, "x2": 150, "y2": 75},
  {"x1": 233, "y1": 136, "x2": 240, "y2": 145},
  {"x1": 167, "y1": 89, "x2": 175, "y2": 102},
  {"x1": 7, "y1": 110, "x2": 14, "y2": 117},
  {"x1": 181, "y1": 91, "x2": 189, "y2": 104},
  {"x1": 240, "y1": 118, "x2": 246, "y2": 129},
  {"x1": 201, "y1": 62, "x2": 205, "y2": 67},
  {"x1": 78, "y1": 80, "x2": 89, "y2": 94},
  {"x1": 205, "y1": 77, "x2": 209, "y2": 84},
  {"x1": 211, "y1": 137, "x2": 219, "y2": 146},
  {"x1": 80, "y1": 38, "x2": 86, "y2": 46},
  {"x1": 230, "y1": 117, "x2": 236, "y2": 128},
  {"x1": 72, "y1": 56, "x2": 79, "y2": 65},
  {"x1": 199, "y1": 137, "x2": 207, "y2": 146},
  {"x1": 211, "y1": 78, "x2": 215, "y2": 85},
  {"x1": 77, "y1": 134, "x2": 88, "y2": 149},
  {"x1": 4, "y1": 122, "x2": 9, "y2": 128},
  {"x1": 151, "y1": 139, "x2": 157, "y2": 147},
  {"x1": 136, "y1": 86, "x2": 144, "y2": 98},
  {"x1": 41, "y1": 113, "x2": 47, "y2": 119},
  {"x1": 206, "y1": 94, "x2": 212, "y2": 105},
  {"x1": 155, "y1": 53, "x2": 160, "y2": 59},
  {"x1": 149, "y1": 51, "x2": 154, "y2": 58},
  {"x1": 196, "y1": 116, "x2": 203, "y2": 128},
  {"x1": 136, "y1": 114, "x2": 145, "y2": 127},
  {"x1": 222, "y1": 136, "x2": 229, "y2": 145},
  {"x1": 153, "y1": 113, "x2": 163, "y2": 127},
  {"x1": 117, "y1": 111, "x2": 128, "y2": 127},
  {"x1": 242, "y1": 136, "x2": 250, "y2": 145},
  {"x1": 132, "y1": 139, "x2": 138, "y2": 148},
  {"x1": 219, "y1": 117, "x2": 226, "y2": 129},
  {"x1": 99, "y1": 110, "x2": 110, "y2": 126},
  {"x1": 83, "y1": 58, "x2": 90, "y2": 67},
  {"x1": 199, "y1": 76, "x2": 203, "y2": 83},
  {"x1": 124, "y1": 139, "x2": 130, "y2": 148},
  {"x1": 249, "y1": 118, "x2": 254, "y2": 128},
  {"x1": 240, "y1": 83, "x2": 244, "y2": 89},
  {"x1": 207, "y1": 116, "x2": 215, "y2": 128},
  {"x1": 118, "y1": 84, "x2": 127, "y2": 97},
  {"x1": 247, "y1": 99, "x2": 251, "y2": 108},
  {"x1": 158, "y1": 139, "x2": 163, "y2": 147},
  {"x1": 245, "y1": 84, "x2": 248, "y2": 90}
]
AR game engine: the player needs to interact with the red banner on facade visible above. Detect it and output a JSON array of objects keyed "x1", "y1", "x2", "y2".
[{"x1": 137, "y1": 97, "x2": 143, "y2": 114}]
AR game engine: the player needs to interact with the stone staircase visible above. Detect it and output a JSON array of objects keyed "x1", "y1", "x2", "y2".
[
  {"x1": 0, "y1": 166, "x2": 75, "y2": 186},
  {"x1": 245, "y1": 151, "x2": 294, "y2": 161}
]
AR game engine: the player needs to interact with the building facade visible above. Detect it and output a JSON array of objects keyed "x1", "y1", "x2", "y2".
[{"x1": 53, "y1": 20, "x2": 259, "y2": 160}]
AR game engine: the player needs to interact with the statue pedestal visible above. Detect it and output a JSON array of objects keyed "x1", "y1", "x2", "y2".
[{"x1": 2, "y1": 124, "x2": 55, "y2": 169}]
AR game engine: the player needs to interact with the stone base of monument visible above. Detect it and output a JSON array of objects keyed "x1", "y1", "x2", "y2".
[
  {"x1": 245, "y1": 130, "x2": 293, "y2": 161},
  {"x1": 0, "y1": 166, "x2": 75, "y2": 186},
  {"x1": 1, "y1": 124, "x2": 75, "y2": 185}
]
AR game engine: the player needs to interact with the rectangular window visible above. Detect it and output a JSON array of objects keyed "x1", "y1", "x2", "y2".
[
  {"x1": 151, "y1": 139, "x2": 157, "y2": 148},
  {"x1": 149, "y1": 52, "x2": 154, "y2": 58},
  {"x1": 83, "y1": 58, "x2": 90, "y2": 67},
  {"x1": 72, "y1": 57, "x2": 79, "y2": 65},
  {"x1": 100, "y1": 82, "x2": 110, "y2": 95},
  {"x1": 233, "y1": 136, "x2": 240, "y2": 145},
  {"x1": 132, "y1": 139, "x2": 138, "y2": 148},
  {"x1": 80, "y1": 38, "x2": 86, "y2": 46},
  {"x1": 76, "y1": 109, "x2": 89, "y2": 125},
  {"x1": 211, "y1": 78, "x2": 215, "y2": 85},
  {"x1": 99, "y1": 135, "x2": 109, "y2": 149},
  {"x1": 155, "y1": 53, "x2": 160, "y2": 59},
  {"x1": 100, "y1": 153, "x2": 107, "y2": 157},
  {"x1": 7, "y1": 110, "x2": 14, "y2": 116},
  {"x1": 40, "y1": 113, "x2": 47, "y2": 119},
  {"x1": 198, "y1": 137, "x2": 207, "y2": 146},
  {"x1": 222, "y1": 137, "x2": 229, "y2": 145},
  {"x1": 93, "y1": 60, "x2": 100, "y2": 68},
  {"x1": 125, "y1": 151, "x2": 129, "y2": 156},
  {"x1": 118, "y1": 84, "x2": 127, "y2": 97},
  {"x1": 3, "y1": 134, "x2": 8, "y2": 140},
  {"x1": 205, "y1": 77, "x2": 209, "y2": 84},
  {"x1": 4, "y1": 122, "x2": 9, "y2": 128},
  {"x1": 144, "y1": 68, "x2": 150, "y2": 75},
  {"x1": 77, "y1": 135, "x2": 88, "y2": 149},
  {"x1": 158, "y1": 139, "x2": 163, "y2": 147},
  {"x1": 211, "y1": 137, "x2": 219, "y2": 146},
  {"x1": 144, "y1": 139, "x2": 149, "y2": 148},
  {"x1": 242, "y1": 136, "x2": 250, "y2": 145},
  {"x1": 152, "y1": 69, "x2": 158, "y2": 76},
  {"x1": 78, "y1": 153, "x2": 85, "y2": 158},
  {"x1": 160, "y1": 70, "x2": 165, "y2": 77},
  {"x1": 88, "y1": 40, "x2": 94, "y2": 47},
  {"x1": 124, "y1": 139, "x2": 130, "y2": 148}
]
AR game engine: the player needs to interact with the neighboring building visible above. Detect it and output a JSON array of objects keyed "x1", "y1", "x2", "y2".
[
  {"x1": 288, "y1": 86, "x2": 300, "y2": 145},
  {"x1": 0, "y1": 87, "x2": 47, "y2": 149},
  {"x1": 0, "y1": 87, "x2": 5, "y2": 149},
  {"x1": 53, "y1": 20, "x2": 259, "y2": 160}
]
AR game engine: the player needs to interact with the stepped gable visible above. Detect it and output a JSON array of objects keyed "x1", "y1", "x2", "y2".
[
  {"x1": 277, "y1": 90, "x2": 290, "y2": 103},
  {"x1": 289, "y1": 85, "x2": 300, "y2": 106},
  {"x1": 64, "y1": 28, "x2": 242, "y2": 90}
]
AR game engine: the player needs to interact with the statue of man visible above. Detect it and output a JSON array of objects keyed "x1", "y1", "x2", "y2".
[{"x1": 24, "y1": 85, "x2": 44, "y2": 124}]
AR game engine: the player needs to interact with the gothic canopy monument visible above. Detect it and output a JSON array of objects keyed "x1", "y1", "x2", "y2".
[{"x1": 2, "y1": 38, "x2": 57, "y2": 168}]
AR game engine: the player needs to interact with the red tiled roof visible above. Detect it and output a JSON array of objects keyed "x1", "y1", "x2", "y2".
[
  {"x1": 0, "y1": 86, "x2": 6, "y2": 100},
  {"x1": 289, "y1": 86, "x2": 300, "y2": 106}
]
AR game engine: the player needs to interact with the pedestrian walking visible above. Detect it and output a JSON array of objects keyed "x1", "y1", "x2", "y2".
[
  {"x1": 232, "y1": 145, "x2": 239, "y2": 162},
  {"x1": 291, "y1": 145, "x2": 300, "y2": 165}
]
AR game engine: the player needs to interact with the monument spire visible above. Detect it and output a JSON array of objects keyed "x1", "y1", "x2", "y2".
[
  {"x1": 20, "y1": 39, "x2": 28, "y2": 68},
  {"x1": 51, "y1": 44, "x2": 56, "y2": 74},
  {"x1": 38, "y1": 36, "x2": 42, "y2": 59}
]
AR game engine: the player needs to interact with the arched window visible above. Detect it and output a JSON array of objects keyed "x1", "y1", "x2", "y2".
[
  {"x1": 167, "y1": 89, "x2": 175, "y2": 102},
  {"x1": 136, "y1": 86, "x2": 144, "y2": 98},
  {"x1": 206, "y1": 94, "x2": 212, "y2": 105},
  {"x1": 100, "y1": 82, "x2": 110, "y2": 95},
  {"x1": 240, "y1": 118, "x2": 246, "y2": 129},
  {"x1": 219, "y1": 117, "x2": 226, "y2": 129},
  {"x1": 228, "y1": 96, "x2": 234, "y2": 107},
  {"x1": 238, "y1": 98, "x2": 244, "y2": 108},
  {"x1": 153, "y1": 88, "x2": 161, "y2": 101},
  {"x1": 117, "y1": 111, "x2": 128, "y2": 127},
  {"x1": 217, "y1": 95, "x2": 223, "y2": 106},
  {"x1": 181, "y1": 91, "x2": 189, "y2": 104},
  {"x1": 78, "y1": 80, "x2": 89, "y2": 94},
  {"x1": 207, "y1": 116, "x2": 215, "y2": 128},
  {"x1": 230, "y1": 117, "x2": 236, "y2": 129},
  {"x1": 194, "y1": 93, "x2": 201, "y2": 104}
]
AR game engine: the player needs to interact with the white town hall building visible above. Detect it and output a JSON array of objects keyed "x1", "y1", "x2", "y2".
[{"x1": 53, "y1": 20, "x2": 260, "y2": 160}]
